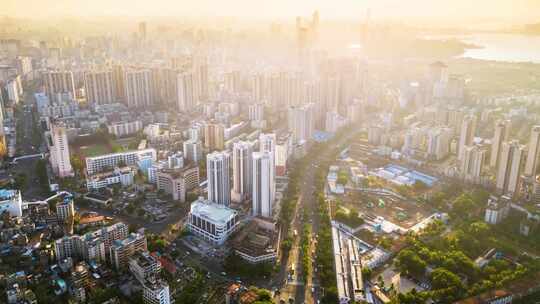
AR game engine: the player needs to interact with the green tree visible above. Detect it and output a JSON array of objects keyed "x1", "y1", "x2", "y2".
[
  {"x1": 451, "y1": 194, "x2": 475, "y2": 219},
  {"x1": 430, "y1": 268, "x2": 464, "y2": 303},
  {"x1": 396, "y1": 289, "x2": 427, "y2": 304},
  {"x1": 395, "y1": 249, "x2": 427, "y2": 277}
]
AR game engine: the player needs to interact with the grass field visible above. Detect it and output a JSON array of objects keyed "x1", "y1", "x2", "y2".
[{"x1": 75, "y1": 144, "x2": 112, "y2": 158}]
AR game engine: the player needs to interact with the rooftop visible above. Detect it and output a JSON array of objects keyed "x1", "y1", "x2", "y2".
[
  {"x1": 190, "y1": 199, "x2": 237, "y2": 224},
  {"x1": 0, "y1": 189, "x2": 19, "y2": 200}
]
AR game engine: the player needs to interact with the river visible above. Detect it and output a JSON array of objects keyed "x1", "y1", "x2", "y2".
[{"x1": 459, "y1": 33, "x2": 540, "y2": 63}]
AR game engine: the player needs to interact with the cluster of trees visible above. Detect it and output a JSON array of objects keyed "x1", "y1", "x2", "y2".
[
  {"x1": 222, "y1": 253, "x2": 273, "y2": 279},
  {"x1": 147, "y1": 234, "x2": 167, "y2": 252},
  {"x1": 315, "y1": 193, "x2": 339, "y2": 303},
  {"x1": 246, "y1": 287, "x2": 274, "y2": 304},
  {"x1": 395, "y1": 218, "x2": 532, "y2": 303},
  {"x1": 334, "y1": 206, "x2": 364, "y2": 228},
  {"x1": 175, "y1": 272, "x2": 206, "y2": 303},
  {"x1": 300, "y1": 222, "x2": 312, "y2": 282},
  {"x1": 36, "y1": 159, "x2": 51, "y2": 195}
]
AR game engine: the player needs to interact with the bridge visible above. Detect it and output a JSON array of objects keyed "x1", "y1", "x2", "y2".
[
  {"x1": 22, "y1": 191, "x2": 72, "y2": 208},
  {"x1": 11, "y1": 153, "x2": 45, "y2": 164}
]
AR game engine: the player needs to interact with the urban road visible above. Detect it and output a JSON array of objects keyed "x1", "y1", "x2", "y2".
[
  {"x1": 11, "y1": 89, "x2": 45, "y2": 200},
  {"x1": 275, "y1": 130, "x2": 357, "y2": 304}
]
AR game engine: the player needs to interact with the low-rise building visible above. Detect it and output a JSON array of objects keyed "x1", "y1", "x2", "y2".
[
  {"x1": 129, "y1": 251, "x2": 161, "y2": 283},
  {"x1": 156, "y1": 165, "x2": 199, "y2": 201},
  {"x1": 0, "y1": 189, "x2": 23, "y2": 217},
  {"x1": 107, "y1": 120, "x2": 143, "y2": 138},
  {"x1": 233, "y1": 218, "x2": 279, "y2": 264},
  {"x1": 484, "y1": 195, "x2": 510, "y2": 225},
  {"x1": 187, "y1": 198, "x2": 239, "y2": 245},
  {"x1": 86, "y1": 166, "x2": 136, "y2": 191}
]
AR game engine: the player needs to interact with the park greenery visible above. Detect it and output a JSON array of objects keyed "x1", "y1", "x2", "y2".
[{"x1": 393, "y1": 215, "x2": 540, "y2": 303}]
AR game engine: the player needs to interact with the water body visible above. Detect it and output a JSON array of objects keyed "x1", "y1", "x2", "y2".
[{"x1": 459, "y1": 33, "x2": 540, "y2": 63}]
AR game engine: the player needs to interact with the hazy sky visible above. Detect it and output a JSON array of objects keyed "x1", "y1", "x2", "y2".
[{"x1": 3, "y1": 0, "x2": 540, "y2": 23}]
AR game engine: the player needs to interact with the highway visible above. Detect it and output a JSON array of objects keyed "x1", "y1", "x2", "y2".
[{"x1": 276, "y1": 130, "x2": 357, "y2": 304}]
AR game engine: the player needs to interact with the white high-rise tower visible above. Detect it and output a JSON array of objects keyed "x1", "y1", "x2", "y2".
[
  {"x1": 47, "y1": 122, "x2": 74, "y2": 178},
  {"x1": 207, "y1": 151, "x2": 231, "y2": 206},
  {"x1": 232, "y1": 141, "x2": 254, "y2": 202},
  {"x1": 252, "y1": 152, "x2": 274, "y2": 218}
]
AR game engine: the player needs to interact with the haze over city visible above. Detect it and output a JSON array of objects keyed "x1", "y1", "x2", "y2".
[
  {"x1": 0, "y1": 1, "x2": 540, "y2": 304},
  {"x1": 3, "y1": 0, "x2": 540, "y2": 24}
]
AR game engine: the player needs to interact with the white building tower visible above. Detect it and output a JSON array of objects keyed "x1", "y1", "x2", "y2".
[{"x1": 207, "y1": 151, "x2": 231, "y2": 206}]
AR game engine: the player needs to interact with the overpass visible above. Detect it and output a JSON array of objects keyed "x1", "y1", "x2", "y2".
[
  {"x1": 22, "y1": 191, "x2": 72, "y2": 208},
  {"x1": 12, "y1": 153, "x2": 45, "y2": 164}
]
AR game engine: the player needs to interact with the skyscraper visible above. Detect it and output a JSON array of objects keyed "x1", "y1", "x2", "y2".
[
  {"x1": 460, "y1": 145, "x2": 486, "y2": 184},
  {"x1": 458, "y1": 114, "x2": 477, "y2": 160},
  {"x1": 496, "y1": 141, "x2": 525, "y2": 197},
  {"x1": 258, "y1": 133, "x2": 276, "y2": 208},
  {"x1": 43, "y1": 70, "x2": 76, "y2": 102},
  {"x1": 112, "y1": 64, "x2": 126, "y2": 102},
  {"x1": 177, "y1": 72, "x2": 195, "y2": 112},
  {"x1": 84, "y1": 70, "x2": 114, "y2": 105},
  {"x1": 252, "y1": 152, "x2": 274, "y2": 218},
  {"x1": 232, "y1": 141, "x2": 254, "y2": 202},
  {"x1": 288, "y1": 103, "x2": 315, "y2": 144},
  {"x1": 183, "y1": 139, "x2": 203, "y2": 164},
  {"x1": 524, "y1": 125, "x2": 540, "y2": 176},
  {"x1": 204, "y1": 122, "x2": 225, "y2": 151},
  {"x1": 124, "y1": 69, "x2": 151, "y2": 108},
  {"x1": 47, "y1": 122, "x2": 74, "y2": 178},
  {"x1": 207, "y1": 151, "x2": 231, "y2": 206},
  {"x1": 490, "y1": 120, "x2": 511, "y2": 168}
]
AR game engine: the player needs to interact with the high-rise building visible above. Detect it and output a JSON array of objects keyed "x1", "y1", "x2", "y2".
[
  {"x1": 124, "y1": 69, "x2": 151, "y2": 108},
  {"x1": 112, "y1": 64, "x2": 126, "y2": 102},
  {"x1": 177, "y1": 72, "x2": 195, "y2": 112},
  {"x1": 129, "y1": 251, "x2": 161, "y2": 283},
  {"x1": 460, "y1": 145, "x2": 486, "y2": 184},
  {"x1": 259, "y1": 133, "x2": 276, "y2": 194},
  {"x1": 224, "y1": 71, "x2": 241, "y2": 93},
  {"x1": 232, "y1": 141, "x2": 254, "y2": 202},
  {"x1": 138, "y1": 22, "x2": 147, "y2": 40},
  {"x1": 524, "y1": 125, "x2": 540, "y2": 176},
  {"x1": 458, "y1": 114, "x2": 477, "y2": 160},
  {"x1": 288, "y1": 103, "x2": 315, "y2": 144},
  {"x1": 252, "y1": 152, "x2": 274, "y2": 218},
  {"x1": 143, "y1": 279, "x2": 171, "y2": 304},
  {"x1": 427, "y1": 127, "x2": 453, "y2": 160},
  {"x1": 110, "y1": 232, "x2": 148, "y2": 269},
  {"x1": 248, "y1": 103, "x2": 265, "y2": 122},
  {"x1": 207, "y1": 151, "x2": 231, "y2": 206},
  {"x1": 15, "y1": 56, "x2": 32, "y2": 78},
  {"x1": 183, "y1": 139, "x2": 203, "y2": 164},
  {"x1": 43, "y1": 70, "x2": 75, "y2": 101},
  {"x1": 251, "y1": 73, "x2": 266, "y2": 102},
  {"x1": 46, "y1": 122, "x2": 74, "y2": 178},
  {"x1": 490, "y1": 120, "x2": 511, "y2": 168},
  {"x1": 84, "y1": 70, "x2": 114, "y2": 105},
  {"x1": 496, "y1": 141, "x2": 525, "y2": 197},
  {"x1": 56, "y1": 195, "x2": 75, "y2": 221},
  {"x1": 195, "y1": 63, "x2": 209, "y2": 102},
  {"x1": 204, "y1": 122, "x2": 225, "y2": 151}
]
